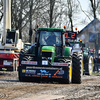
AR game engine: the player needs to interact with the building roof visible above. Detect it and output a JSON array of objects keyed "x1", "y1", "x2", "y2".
[{"x1": 78, "y1": 18, "x2": 100, "y2": 35}]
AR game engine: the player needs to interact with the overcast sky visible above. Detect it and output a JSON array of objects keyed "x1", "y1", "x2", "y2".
[{"x1": 79, "y1": 0, "x2": 89, "y2": 10}]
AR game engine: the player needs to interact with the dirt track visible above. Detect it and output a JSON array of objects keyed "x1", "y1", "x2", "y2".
[{"x1": 0, "y1": 72, "x2": 100, "y2": 100}]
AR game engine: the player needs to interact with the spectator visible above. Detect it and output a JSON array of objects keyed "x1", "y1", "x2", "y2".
[
  {"x1": 93, "y1": 57, "x2": 97, "y2": 71},
  {"x1": 96, "y1": 56, "x2": 100, "y2": 72}
]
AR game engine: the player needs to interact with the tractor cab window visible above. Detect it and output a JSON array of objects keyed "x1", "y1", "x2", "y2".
[
  {"x1": 39, "y1": 31, "x2": 62, "y2": 46},
  {"x1": 83, "y1": 48, "x2": 88, "y2": 52},
  {"x1": 73, "y1": 44, "x2": 79, "y2": 48},
  {"x1": 6, "y1": 31, "x2": 15, "y2": 44},
  {"x1": 73, "y1": 43, "x2": 81, "y2": 50},
  {"x1": 24, "y1": 44, "x2": 31, "y2": 49}
]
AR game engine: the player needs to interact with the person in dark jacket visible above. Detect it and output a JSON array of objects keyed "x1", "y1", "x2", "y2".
[
  {"x1": 96, "y1": 56, "x2": 100, "y2": 72},
  {"x1": 65, "y1": 39, "x2": 71, "y2": 46},
  {"x1": 97, "y1": 56, "x2": 100, "y2": 63},
  {"x1": 93, "y1": 57, "x2": 97, "y2": 71}
]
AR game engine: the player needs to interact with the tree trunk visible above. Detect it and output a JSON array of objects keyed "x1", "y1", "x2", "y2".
[
  {"x1": 19, "y1": 0, "x2": 23, "y2": 39},
  {"x1": 29, "y1": 0, "x2": 33, "y2": 43},
  {"x1": 90, "y1": 0, "x2": 96, "y2": 18},
  {"x1": 67, "y1": 0, "x2": 73, "y2": 31},
  {"x1": 49, "y1": 0, "x2": 55, "y2": 28}
]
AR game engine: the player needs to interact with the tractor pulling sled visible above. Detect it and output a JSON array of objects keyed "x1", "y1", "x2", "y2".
[{"x1": 18, "y1": 25, "x2": 83, "y2": 84}]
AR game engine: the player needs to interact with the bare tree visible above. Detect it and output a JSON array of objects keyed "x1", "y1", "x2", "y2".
[
  {"x1": 38, "y1": 0, "x2": 65, "y2": 28},
  {"x1": 1, "y1": 0, "x2": 90, "y2": 42},
  {"x1": 77, "y1": 0, "x2": 92, "y2": 21},
  {"x1": 76, "y1": 0, "x2": 100, "y2": 26},
  {"x1": 67, "y1": 0, "x2": 73, "y2": 31},
  {"x1": 0, "y1": 0, "x2": 3, "y2": 22},
  {"x1": 49, "y1": 0, "x2": 55, "y2": 28},
  {"x1": 89, "y1": 0, "x2": 100, "y2": 19},
  {"x1": 66, "y1": 0, "x2": 80, "y2": 31},
  {"x1": 11, "y1": 0, "x2": 48, "y2": 40}
]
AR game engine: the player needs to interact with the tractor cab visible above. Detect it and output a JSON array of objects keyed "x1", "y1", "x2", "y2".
[{"x1": 35, "y1": 28, "x2": 65, "y2": 57}]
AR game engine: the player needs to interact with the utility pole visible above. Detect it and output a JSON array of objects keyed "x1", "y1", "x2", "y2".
[
  {"x1": 3, "y1": 0, "x2": 11, "y2": 44},
  {"x1": 94, "y1": 19, "x2": 98, "y2": 57}
]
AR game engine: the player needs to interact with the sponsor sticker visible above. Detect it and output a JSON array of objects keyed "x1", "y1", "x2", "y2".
[
  {"x1": 42, "y1": 60, "x2": 48, "y2": 65},
  {"x1": 22, "y1": 69, "x2": 36, "y2": 74},
  {"x1": 22, "y1": 69, "x2": 25, "y2": 73},
  {"x1": 52, "y1": 62, "x2": 68, "y2": 66},
  {"x1": 25, "y1": 70, "x2": 36, "y2": 74},
  {"x1": 21, "y1": 61, "x2": 37, "y2": 65},
  {"x1": 54, "y1": 70, "x2": 64, "y2": 76}
]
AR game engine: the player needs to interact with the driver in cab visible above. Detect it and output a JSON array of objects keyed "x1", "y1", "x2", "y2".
[{"x1": 45, "y1": 32, "x2": 56, "y2": 45}]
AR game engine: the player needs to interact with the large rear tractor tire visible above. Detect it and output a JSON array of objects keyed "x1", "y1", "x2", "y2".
[
  {"x1": 60, "y1": 59, "x2": 72, "y2": 84},
  {"x1": 84, "y1": 56, "x2": 93, "y2": 75},
  {"x1": 19, "y1": 49, "x2": 28, "y2": 66},
  {"x1": 72, "y1": 52, "x2": 83, "y2": 84},
  {"x1": 18, "y1": 69, "x2": 24, "y2": 82},
  {"x1": 18, "y1": 49, "x2": 32, "y2": 82}
]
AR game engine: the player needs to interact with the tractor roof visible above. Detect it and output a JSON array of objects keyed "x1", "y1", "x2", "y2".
[
  {"x1": 69, "y1": 40, "x2": 84, "y2": 43},
  {"x1": 38, "y1": 27, "x2": 64, "y2": 32}
]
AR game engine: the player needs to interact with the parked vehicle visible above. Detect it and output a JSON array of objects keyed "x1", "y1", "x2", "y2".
[{"x1": 0, "y1": 0, "x2": 23, "y2": 71}]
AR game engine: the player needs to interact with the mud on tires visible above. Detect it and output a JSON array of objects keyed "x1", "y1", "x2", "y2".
[{"x1": 72, "y1": 52, "x2": 83, "y2": 84}]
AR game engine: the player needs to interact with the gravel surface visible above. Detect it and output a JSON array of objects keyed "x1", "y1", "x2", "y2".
[{"x1": 0, "y1": 72, "x2": 100, "y2": 100}]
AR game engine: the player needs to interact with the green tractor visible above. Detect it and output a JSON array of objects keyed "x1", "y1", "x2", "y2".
[
  {"x1": 24, "y1": 43, "x2": 31, "y2": 50},
  {"x1": 83, "y1": 47, "x2": 93, "y2": 75},
  {"x1": 69, "y1": 40, "x2": 93, "y2": 75},
  {"x1": 18, "y1": 26, "x2": 83, "y2": 84}
]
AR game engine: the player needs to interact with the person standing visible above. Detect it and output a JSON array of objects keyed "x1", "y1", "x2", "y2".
[
  {"x1": 97, "y1": 56, "x2": 100, "y2": 72},
  {"x1": 93, "y1": 57, "x2": 97, "y2": 72}
]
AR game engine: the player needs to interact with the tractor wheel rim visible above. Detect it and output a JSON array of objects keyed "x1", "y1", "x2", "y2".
[{"x1": 69, "y1": 64, "x2": 72, "y2": 81}]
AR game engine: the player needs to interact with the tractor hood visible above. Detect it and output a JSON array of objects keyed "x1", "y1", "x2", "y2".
[
  {"x1": 42, "y1": 46, "x2": 55, "y2": 52},
  {"x1": 42, "y1": 46, "x2": 55, "y2": 64}
]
